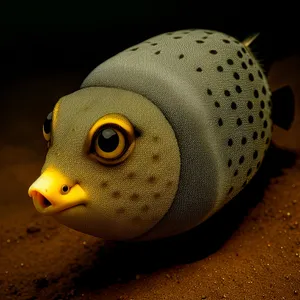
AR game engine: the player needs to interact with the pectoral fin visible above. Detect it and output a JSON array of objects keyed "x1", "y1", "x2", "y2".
[{"x1": 271, "y1": 85, "x2": 295, "y2": 130}]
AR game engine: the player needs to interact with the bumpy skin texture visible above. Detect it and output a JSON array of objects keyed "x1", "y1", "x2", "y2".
[
  {"x1": 43, "y1": 87, "x2": 181, "y2": 241},
  {"x1": 81, "y1": 29, "x2": 272, "y2": 240}
]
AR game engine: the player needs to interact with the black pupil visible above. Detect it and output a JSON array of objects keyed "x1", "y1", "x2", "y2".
[
  {"x1": 43, "y1": 113, "x2": 52, "y2": 134},
  {"x1": 62, "y1": 185, "x2": 69, "y2": 193},
  {"x1": 98, "y1": 128, "x2": 119, "y2": 153}
]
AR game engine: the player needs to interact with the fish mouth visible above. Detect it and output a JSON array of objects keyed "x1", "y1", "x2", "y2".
[
  {"x1": 30, "y1": 190, "x2": 86, "y2": 215},
  {"x1": 28, "y1": 168, "x2": 88, "y2": 216}
]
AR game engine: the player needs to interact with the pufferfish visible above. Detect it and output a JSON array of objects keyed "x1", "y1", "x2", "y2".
[{"x1": 28, "y1": 29, "x2": 294, "y2": 241}]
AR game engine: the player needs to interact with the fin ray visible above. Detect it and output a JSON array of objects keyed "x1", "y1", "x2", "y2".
[{"x1": 242, "y1": 33, "x2": 260, "y2": 47}]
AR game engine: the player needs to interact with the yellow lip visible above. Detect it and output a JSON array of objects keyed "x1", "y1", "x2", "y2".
[{"x1": 28, "y1": 168, "x2": 88, "y2": 215}]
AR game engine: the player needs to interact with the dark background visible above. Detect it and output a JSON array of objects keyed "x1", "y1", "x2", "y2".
[
  {"x1": 0, "y1": 3, "x2": 300, "y2": 299},
  {"x1": 1, "y1": 1, "x2": 299, "y2": 85}
]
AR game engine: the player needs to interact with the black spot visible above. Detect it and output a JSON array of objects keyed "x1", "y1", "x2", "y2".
[
  {"x1": 131, "y1": 47, "x2": 138, "y2": 51},
  {"x1": 258, "y1": 70, "x2": 263, "y2": 78},
  {"x1": 266, "y1": 137, "x2": 270, "y2": 144},
  {"x1": 224, "y1": 90, "x2": 230, "y2": 96},
  {"x1": 241, "y1": 62, "x2": 248, "y2": 69},
  {"x1": 151, "y1": 43, "x2": 158, "y2": 46},
  {"x1": 253, "y1": 131, "x2": 258, "y2": 140},
  {"x1": 210, "y1": 50, "x2": 218, "y2": 55},
  {"x1": 218, "y1": 118, "x2": 223, "y2": 126},
  {"x1": 223, "y1": 39, "x2": 230, "y2": 43},
  {"x1": 235, "y1": 85, "x2": 242, "y2": 93},
  {"x1": 227, "y1": 186, "x2": 233, "y2": 195},
  {"x1": 248, "y1": 59, "x2": 253, "y2": 65},
  {"x1": 231, "y1": 102, "x2": 237, "y2": 110},
  {"x1": 155, "y1": 51, "x2": 161, "y2": 55},
  {"x1": 237, "y1": 51, "x2": 243, "y2": 58},
  {"x1": 237, "y1": 118, "x2": 242, "y2": 126},
  {"x1": 234, "y1": 72, "x2": 240, "y2": 80},
  {"x1": 247, "y1": 101, "x2": 253, "y2": 109},
  {"x1": 205, "y1": 31, "x2": 213, "y2": 34},
  {"x1": 179, "y1": 54, "x2": 184, "y2": 59},
  {"x1": 242, "y1": 47, "x2": 246, "y2": 53},
  {"x1": 228, "y1": 138, "x2": 233, "y2": 146},
  {"x1": 260, "y1": 100, "x2": 265, "y2": 109},
  {"x1": 249, "y1": 73, "x2": 254, "y2": 81},
  {"x1": 262, "y1": 86, "x2": 267, "y2": 95},
  {"x1": 228, "y1": 159, "x2": 232, "y2": 167},
  {"x1": 234, "y1": 170, "x2": 238, "y2": 176},
  {"x1": 227, "y1": 59, "x2": 234, "y2": 65},
  {"x1": 197, "y1": 67, "x2": 203, "y2": 72},
  {"x1": 239, "y1": 155, "x2": 245, "y2": 164},
  {"x1": 268, "y1": 100, "x2": 272, "y2": 107},
  {"x1": 207, "y1": 88, "x2": 212, "y2": 95},
  {"x1": 263, "y1": 120, "x2": 268, "y2": 128},
  {"x1": 203, "y1": 36, "x2": 208, "y2": 39},
  {"x1": 247, "y1": 168, "x2": 252, "y2": 176},
  {"x1": 253, "y1": 150, "x2": 258, "y2": 159},
  {"x1": 173, "y1": 36, "x2": 182, "y2": 39},
  {"x1": 257, "y1": 161, "x2": 261, "y2": 168},
  {"x1": 196, "y1": 40, "x2": 204, "y2": 44},
  {"x1": 215, "y1": 101, "x2": 220, "y2": 108},
  {"x1": 254, "y1": 90, "x2": 259, "y2": 98},
  {"x1": 259, "y1": 111, "x2": 264, "y2": 119},
  {"x1": 241, "y1": 137, "x2": 247, "y2": 145},
  {"x1": 261, "y1": 131, "x2": 265, "y2": 138},
  {"x1": 217, "y1": 66, "x2": 224, "y2": 72},
  {"x1": 228, "y1": 187, "x2": 233, "y2": 194},
  {"x1": 248, "y1": 115, "x2": 254, "y2": 123}
]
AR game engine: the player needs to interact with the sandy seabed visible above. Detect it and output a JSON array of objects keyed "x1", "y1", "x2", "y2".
[{"x1": 0, "y1": 56, "x2": 300, "y2": 300}]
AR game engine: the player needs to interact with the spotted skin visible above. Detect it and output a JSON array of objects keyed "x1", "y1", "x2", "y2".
[{"x1": 82, "y1": 29, "x2": 272, "y2": 240}]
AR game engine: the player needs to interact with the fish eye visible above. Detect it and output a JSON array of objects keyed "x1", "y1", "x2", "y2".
[
  {"x1": 43, "y1": 112, "x2": 52, "y2": 143},
  {"x1": 85, "y1": 113, "x2": 137, "y2": 166}
]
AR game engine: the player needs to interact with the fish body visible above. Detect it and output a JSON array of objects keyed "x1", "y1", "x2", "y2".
[{"x1": 28, "y1": 29, "x2": 292, "y2": 241}]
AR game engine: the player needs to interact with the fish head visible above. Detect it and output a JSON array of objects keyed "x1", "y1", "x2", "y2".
[{"x1": 28, "y1": 87, "x2": 181, "y2": 241}]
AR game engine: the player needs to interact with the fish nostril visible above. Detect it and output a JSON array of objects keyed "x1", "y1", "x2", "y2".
[{"x1": 61, "y1": 184, "x2": 70, "y2": 195}]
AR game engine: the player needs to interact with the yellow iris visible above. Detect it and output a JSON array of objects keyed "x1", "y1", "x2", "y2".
[{"x1": 85, "y1": 113, "x2": 136, "y2": 166}]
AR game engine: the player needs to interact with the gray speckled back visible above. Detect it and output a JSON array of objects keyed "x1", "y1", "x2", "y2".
[{"x1": 81, "y1": 29, "x2": 272, "y2": 240}]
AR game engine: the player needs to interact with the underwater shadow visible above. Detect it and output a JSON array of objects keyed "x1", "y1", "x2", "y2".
[{"x1": 71, "y1": 143, "x2": 297, "y2": 291}]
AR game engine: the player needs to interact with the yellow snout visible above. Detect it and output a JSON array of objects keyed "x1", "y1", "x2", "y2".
[{"x1": 28, "y1": 168, "x2": 88, "y2": 215}]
